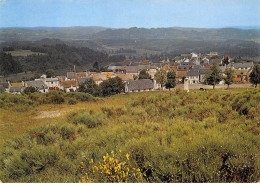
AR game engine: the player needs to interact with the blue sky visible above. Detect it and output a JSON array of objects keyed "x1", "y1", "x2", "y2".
[{"x1": 0, "y1": 0, "x2": 259, "y2": 28}]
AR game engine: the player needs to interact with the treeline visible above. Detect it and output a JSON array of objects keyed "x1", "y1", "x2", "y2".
[
  {"x1": 1, "y1": 39, "x2": 126, "y2": 75},
  {"x1": 0, "y1": 52, "x2": 23, "y2": 75}
]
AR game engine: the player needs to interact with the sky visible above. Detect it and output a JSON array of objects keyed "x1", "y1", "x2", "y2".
[{"x1": 0, "y1": 0, "x2": 259, "y2": 28}]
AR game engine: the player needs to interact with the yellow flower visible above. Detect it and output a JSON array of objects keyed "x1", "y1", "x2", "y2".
[
  {"x1": 126, "y1": 153, "x2": 130, "y2": 160},
  {"x1": 119, "y1": 149, "x2": 122, "y2": 153}
]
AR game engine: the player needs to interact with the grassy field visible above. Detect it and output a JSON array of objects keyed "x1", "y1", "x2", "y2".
[
  {"x1": 0, "y1": 89, "x2": 259, "y2": 183},
  {"x1": 7, "y1": 50, "x2": 46, "y2": 57}
]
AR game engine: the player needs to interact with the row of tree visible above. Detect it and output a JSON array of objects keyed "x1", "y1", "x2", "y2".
[{"x1": 78, "y1": 77, "x2": 125, "y2": 97}]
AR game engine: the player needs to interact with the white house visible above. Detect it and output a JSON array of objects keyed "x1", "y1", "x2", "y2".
[{"x1": 186, "y1": 70, "x2": 200, "y2": 84}]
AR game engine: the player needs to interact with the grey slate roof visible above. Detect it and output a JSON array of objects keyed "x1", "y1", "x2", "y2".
[
  {"x1": 233, "y1": 62, "x2": 254, "y2": 69},
  {"x1": 178, "y1": 65, "x2": 191, "y2": 71},
  {"x1": 26, "y1": 80, "x2": 48, "y2": 90},
  {"x1": 9, "y1": 86, "x2": 23, "y2": 93},
  {"x1": 209, "y1": 58, "x2": 222, "y2": 65},
  {"x1": 78, "y1": 77, "x2": 93, "y2": 84},
  {"x1": 138, "y1": 65, "x2": 150, "y2": 71},
  {"x1": 125, "y1": 66, "x2": 139, "y2": 73},
  {"x1": 187, "y1": 71, "x2": 199, "y2": 76},
  {"x1": 46, "y1": 78, "x2": 59, "y2": 82},
  {"x1": 67, "y1": 72, "x2": 75, "y2": 79},
  {"x1": 0, "y1": 82, "x2": 9, "y2": 89},
  {"x1": 126, "y1": 79, "x2": 154, "y2": 91}
]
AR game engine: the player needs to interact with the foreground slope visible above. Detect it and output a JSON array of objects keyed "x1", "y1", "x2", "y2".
[{"x1": 0, "y1": 89, "x2": 259, "y2": 182}]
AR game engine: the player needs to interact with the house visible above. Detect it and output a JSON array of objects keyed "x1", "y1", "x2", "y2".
[
  {"x1": 186, "y1": 71, "x2": 200, "y2": 84},
  {"x1": 208, "y1": 52, "x2": 218, "y2": 57},
  {"x1": 176, "y1": 71, "x2": 187, "y2": 83},
  {"x1": 199, "y1": 68, "x2": 208, "y2": 82},
  {"x1": 138, "y1": 65, "x2": 150, "y2": 72},
  {"x1": 0, "y1": 82, "x2": 10, "y2": 92},
  {"x1": 56, "y1": 76, "x2": 67, "y2": 81},
  {"x1": 233, "y1": 77, "x2": 242, "y2": 83},
  {"x1": 148, "y1": 69, "x2": 158, "y2": 79},
  {"x1": 116, "y1": 74, "x2": 134, "y2": 82},
  {"x1": 125, "y1": 79, "x2": 155, "y2": 92},
  {"x1": 78, "y1": 77, "x2": 93, "y2": 85},
  {"x1": 232, "y1": 62, "x2": 254, "y2": 82},
  {"x1": 124, "y1": 66, "x2": 139, "y2": 75},
  {"x1": 76, "y1": 72, "x2": 88, "y2": 79},
  {"x1": 232, "y1": 62, "x2": 254, "y2": 70},
  {"x1": 9, "y1": 86, "x2": 24, "y2": 94},
  {"x1": 60, "y1": 80, "x2": 78, "y2": 92},
  {"x1": 101, "y1": 72, "x2": 116, "y2": 79},
  {"x1": 190, "y1": 57, "x2": 200, "y2": 65},
  {"x1": 24, "y1": 80, "x2": 48, "y2": 93},
  {"x1": 209, "y1": 58, "x2": 222, "y2": 65},
  {"x1": 67, "y1": 72, "x2": 76, "y2": 80},
  {"x1": 92, "y1": 73, "x2": 107, "y2": 85},
  {"x1": 107, "y1": 66, "x2": 125, "y2": 73},
  {"x1": 177, "y1": 65, "x2": 191, "y2": 71}
]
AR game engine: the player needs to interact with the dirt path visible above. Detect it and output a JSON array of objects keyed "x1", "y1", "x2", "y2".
[{"x1": 34, "y1": 110, "x2": 67, "y2": 119}]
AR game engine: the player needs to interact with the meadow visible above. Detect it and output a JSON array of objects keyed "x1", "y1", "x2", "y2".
[{"x1": 0, "y1": 89, "x2": 259, "y2": 183}]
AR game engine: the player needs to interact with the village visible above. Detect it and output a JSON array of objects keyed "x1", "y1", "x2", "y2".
[{"x1": 0, "y1": 52, "x2": 255, "y2": 94}]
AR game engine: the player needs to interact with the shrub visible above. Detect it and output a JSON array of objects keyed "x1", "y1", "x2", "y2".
[
  {"x1": 65, "y1": 92, "x2": 95, "y2": 102},
  {"x1": 68, "y1": 98, "x2": 78, "y2": 105},
  {"x1": 79, "y1": 151, "x2": 145, "y2": 183},
  {"x1": 45, "y1": 91, "x2": 65, "y2": 104},
  {"x1": 68, "y1": 111, "x2": 106, "y2": 128}
]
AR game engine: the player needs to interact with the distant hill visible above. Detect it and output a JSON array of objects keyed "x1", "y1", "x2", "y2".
[
  {"x1": 0, "y1": 26, "x2": 259, "y2": 59},
  {"x1": 1, "y1": 26, "x2": 259, "y2": 41}
]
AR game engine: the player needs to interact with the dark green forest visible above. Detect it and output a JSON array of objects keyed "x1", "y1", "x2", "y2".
[{"x1": 0, "y1": 41, "x2": 125, "y2": 75}]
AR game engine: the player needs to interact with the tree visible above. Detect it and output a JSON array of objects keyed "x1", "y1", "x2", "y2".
[
  {"x1": 204, "y1": 62, "x2": 223, "y2": 89},
  {"x1": 93, "y1": 62, "x2": 100, "y2": 72},
  {"x1": 23, "y1": 86, "x2": 38, "y2": 94},
  {"x1": 78, "y1": 78, "x2": 100, "y2": 96},
  {"x1": 0, "y1": 52, "x2": 22, "y2": 76},
  {"x1": 222, "y1": 56, "x2": 229, "y2": 66},
  {"x1": 224, "y1": 68, "x2": 234, "y2": 89},
  {"x1": 155, "y1": 69, "x2": 167, "y2": 89},
  {"x1": 165, "y1": 71, "x2": 176, "y2": 90},
  {"x1": 138, "y1": 69, "x2": 150, "y2": 79},
  {"x1": 249, "y1": 64, "x2": 260, "y2": 88},
  {"x1": 100, "y1": 77, "x2": 125, "y2": 97},
  {"x1": 46, "y1": 69, "x2": 55, "y2": 78}
]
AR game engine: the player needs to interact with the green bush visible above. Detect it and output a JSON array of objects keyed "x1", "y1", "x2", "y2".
[
  {"x1": 65, "y1": 92, "x2": 95, "y2": 102},
  {"x1": 67, "y1": 111, "x2": 106, "y2": 128},
  {"x1": 68, "y1": 98, "x2": 78, "y2": 105}
]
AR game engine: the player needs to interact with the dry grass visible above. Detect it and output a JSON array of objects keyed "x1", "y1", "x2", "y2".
[{"x1": 0, "y1": 93, "x2": 131, "y2": 143}]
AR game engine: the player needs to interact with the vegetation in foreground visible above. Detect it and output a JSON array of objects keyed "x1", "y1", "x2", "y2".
[{"x1": 0, "y1": 89, "x2": 259, "y2": 183}]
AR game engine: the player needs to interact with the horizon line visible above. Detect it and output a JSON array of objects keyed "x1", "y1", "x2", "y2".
[{"x1": 0, "y1": 25, "x2": 260, "y2": 30}]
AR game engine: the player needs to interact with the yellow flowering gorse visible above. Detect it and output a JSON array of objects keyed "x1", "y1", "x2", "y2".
[{"x1": 79, "y1": 150, "x2": 144, "y2": 183}]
